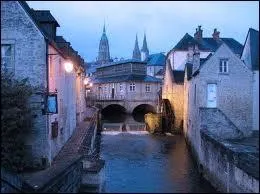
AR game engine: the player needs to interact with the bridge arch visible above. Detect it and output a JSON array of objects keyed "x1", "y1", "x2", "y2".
[
  {"x1": 101, "y1": 104, "x2": 127, "y2": 123},
  {"x1": 102, "y1": 104, "x2": 127, "y2": 114},
  {"x1": 132, "y1": 104, "x2": 156, "y2": 122}
]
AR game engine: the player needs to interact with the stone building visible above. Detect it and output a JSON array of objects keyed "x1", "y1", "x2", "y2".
[
  {"x1": 162, "y1": 26, "x2": 244, "y2": 132},
  {"x1": 86, "y1": 28, "x2": 163, "y2": 81},
  {"x1": 166, "y1": 26, "x2": 243, "y2": 70},
  {"x1": 1, "y1": 1, "x2": 86, "y2": 169},
  {"x1": 183, "y1": 42, "x2": 253, "y2": 161},
  {"x1": 90, "y1": 59, "x2": 162, "y2": 113},
  {"x1": 162, "y1": 59, "x2": 184, "y2": 132},
  {"x1": 241, "y1": 28, "x2": 259, "y2": 131}
]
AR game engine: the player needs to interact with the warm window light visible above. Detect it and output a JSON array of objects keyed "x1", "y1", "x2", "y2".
[
  {"x1": 64, "y1": 61, "x2": 73, "y2": 73},
  {"x1": 84, "y1": 78, "x2": 89, "y2": 85}
]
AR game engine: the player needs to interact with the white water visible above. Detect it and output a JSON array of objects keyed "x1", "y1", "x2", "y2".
[{"x1": 101, "y1": 131, "x2": 149, "y2": 135}]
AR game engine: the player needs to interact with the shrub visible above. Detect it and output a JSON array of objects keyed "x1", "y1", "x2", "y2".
[{"x1": 1, "y1": 72, "x2": 34, "y2": 172}]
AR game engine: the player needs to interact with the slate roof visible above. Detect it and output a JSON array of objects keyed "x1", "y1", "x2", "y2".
[
  {"x1": 30, "y1": 10, "x2": 60, "y2": 26},
  {"x1": 173, "y1": 33, "x2": 243, "y2": 55},
  {"x1": 155, "y1": 69, "x2": 164, "y2": 76},
  {"x1": 172, "y1": 70, "x2": 184, "y2": 83},
  {"x1": 147, "y1": 53, "x2": 166, "y2": 66},
  {"x1": 93, "y1": 74, "x2": 161, "y2": 84},
  {"x1": 247, "y1": 28, "x2": 259, "y2": 70},
  {"x1": 96, "y1": 59, "x2": 145, "y2": 69},
  {"x1": 55, "y1": 36, "x2": 67, "y2": 43}
]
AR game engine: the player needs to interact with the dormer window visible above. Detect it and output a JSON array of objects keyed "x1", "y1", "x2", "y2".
[{"x1": 219, "y1": 59, "x2": 228, "y2": 73}]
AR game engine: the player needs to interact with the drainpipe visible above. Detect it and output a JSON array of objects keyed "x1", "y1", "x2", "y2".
[{"x1": 45, "y1": 39, "x2": 51, "y2": 165}]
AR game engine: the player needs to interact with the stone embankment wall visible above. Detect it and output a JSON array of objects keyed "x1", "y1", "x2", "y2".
[
  {"x1": 200, "y1": 129, "x2": 259, "y2": 193},
  {"x1": 185, "y1": 107, "x2": 259, "y2": 193},
  {"x1": 1, "y1": 107, "x2": 100, "y2": 193}
]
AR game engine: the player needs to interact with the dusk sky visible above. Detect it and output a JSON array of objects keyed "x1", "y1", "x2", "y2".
[{"x1": 27, "y1": 1, "x2": 259, "y2": 63}]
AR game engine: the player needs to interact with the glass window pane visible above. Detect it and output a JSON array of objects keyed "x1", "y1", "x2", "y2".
[{"x1": 219, "y1": 61, "x2": 222, "y2": 72}]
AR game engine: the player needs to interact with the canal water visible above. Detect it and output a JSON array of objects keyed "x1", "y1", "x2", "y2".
[{"x1": 100, "y1": 114, "x2": 217, "y2": 193}]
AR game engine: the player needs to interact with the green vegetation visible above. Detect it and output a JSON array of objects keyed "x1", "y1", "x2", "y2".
[{"x1": 1, "y1": 72, "x2": 34, "y2": 172}]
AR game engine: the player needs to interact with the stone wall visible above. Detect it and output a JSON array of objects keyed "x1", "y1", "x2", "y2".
[
  {"x1": 252, "y1": 71, "x2": 259, "y2": 131},
  {"x1": 1, "y1": 1, "x2": 50, "y2": 168},
  {"x1": 200, "y1": 129, "x2": 259, "y2": 193},
  {"x1": 199, "y1": 108, "x2": 243, "y2": 139},
  {"x1": 162, "y1": 62, "x2": 184, "y2": 132}
]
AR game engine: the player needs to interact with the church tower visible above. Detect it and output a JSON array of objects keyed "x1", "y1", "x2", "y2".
[
  {"x1": 141, "y1": 33, "x2": 149, "y2": 61},
  {"x1": 98, "y1": 24, "x2": 110, "y2": 64},
  {"x1": 132, "y1": 34, "x2": 141, "y2": 60}
]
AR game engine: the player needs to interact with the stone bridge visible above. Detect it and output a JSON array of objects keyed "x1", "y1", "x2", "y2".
[{"x1": 94, "y1": 99, "x2": 159, "y2": 114}]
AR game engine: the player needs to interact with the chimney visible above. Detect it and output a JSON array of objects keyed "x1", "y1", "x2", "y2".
[
  {"x1": 212, "y1": 28, "x2": 220, "y2": 40},
  {"x1": 186, "y1": 42, "x2": 194, "y2": 63},
  {"x1": 192, "y1": 44, "x2": 200, "y2": 75},
  {"x1": 194, "y1": 25, "x2": 203, "y2": 41}
]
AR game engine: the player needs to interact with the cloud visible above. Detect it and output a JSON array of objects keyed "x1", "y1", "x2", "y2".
[{"x1": 27, "y1": 1, "x2": 259, "y2": 62}]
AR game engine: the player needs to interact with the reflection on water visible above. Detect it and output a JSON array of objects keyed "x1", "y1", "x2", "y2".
[{"x1": 100, "y1": 133, "x2": 217, "y2": 193}]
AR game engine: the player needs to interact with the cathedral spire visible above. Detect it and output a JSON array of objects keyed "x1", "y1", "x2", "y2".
[
  {"x1": 132, "y1": 34, "x2": 141, "y2": 60},
  {"x1": 141, "y1": 32, "x2": 149, "y2": 61},
  {"x1": 103, "y1": 21, "x2": 106, "y2": 34}
]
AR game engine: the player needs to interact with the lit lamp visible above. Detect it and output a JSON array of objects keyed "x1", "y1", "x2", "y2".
[
  {"x1": 84, "y1": 77, "x2": 89, "y2": 85},
  {"x1": 89, "y1": 83, "x2": 93, "y2": 87},
  {"x1": 64, "y1": 61, "x2": 74, "y2": 73}
]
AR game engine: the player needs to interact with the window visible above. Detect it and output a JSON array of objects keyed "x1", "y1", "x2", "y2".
[
  {"x1": 145, "y1": 84, "x2": 151, "y2": 92},
  {"x1": 1, "y1": 44, "x2": 13, "y2": 73},
  {"x1": 119, "y1": 83, "x2": 123, "y2": 92},
  {"x1": 219, "y1": 59, "x2": 228, "y2": 73},
  {"x1": 129, "y1": 83, "x2": 135, "y2": 91}
]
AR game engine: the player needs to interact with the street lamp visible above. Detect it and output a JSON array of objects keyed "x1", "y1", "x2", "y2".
[
  {"x1": 84, "y1": 77, "x2": 89, "y2": 85},
  {"x1": 64, "y1": 61, "x2": 74, "y2": 73}
]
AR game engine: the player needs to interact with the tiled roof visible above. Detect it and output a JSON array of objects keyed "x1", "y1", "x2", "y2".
[
  {"x1": 147, "y1": 53, "x2": 166, "y2": 66},
  {"x1": 249, "y1": 28, "x2": 259, "y2": 70},
  {"x1": 93, "y1": 74, "x2": 161, "y2": 84},
  {"x1": 172, "y1": 70, "x2": 184, "y2": 83},
  {"x1": 173, "y1": 33, "x2": 243, "y2": 55}
]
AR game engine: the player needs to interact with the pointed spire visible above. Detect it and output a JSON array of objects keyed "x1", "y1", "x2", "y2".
[
  {"x1": 141, "y1": 32, "x2": 148, "y2": 51},
  {"x1": 132, "y1": 33, "x2": 141, "y2": 60},
  {"x1": 141, "y1": 32, "x2": 149, "y2": 61},
  {"x1": 98, "y1": 23, "x2": 110, "y2": 63},
  {"x1": 134, "y1": 34, "x2": 139, "y2": 49},
  {"x1": 103, "y1": 22, "x2": 106, "y2": 34}
]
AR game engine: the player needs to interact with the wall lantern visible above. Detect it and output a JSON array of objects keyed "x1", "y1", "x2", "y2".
[
  {"x1": 64, "y1": 61, "x2": 74, "y2": 73},
  {"x1": 84, "y1": 77, "x2": 89, "y2": 85}
]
